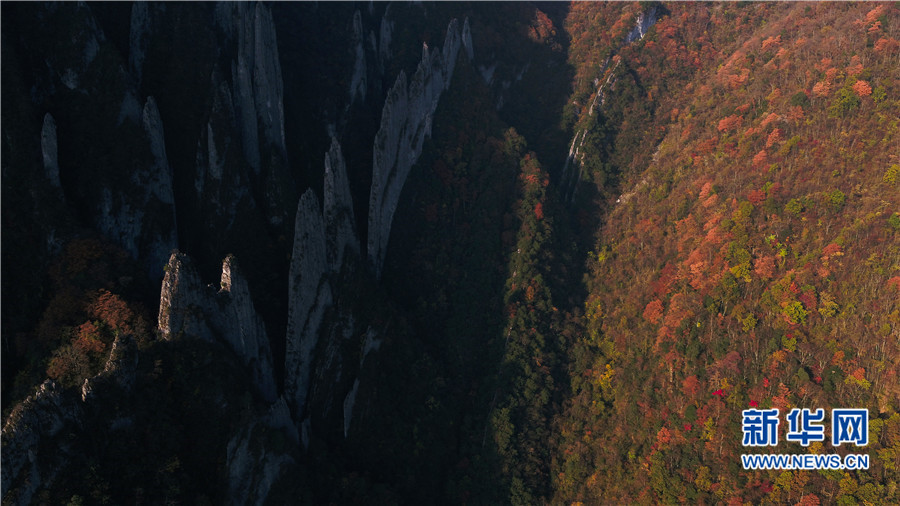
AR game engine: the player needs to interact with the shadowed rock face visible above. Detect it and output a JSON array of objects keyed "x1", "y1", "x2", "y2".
[
  {"x1": 1, "y1": 381, "x2": 81, "y2": 505},
  {"x1": 284, "y1": 189, "x2": 332, "y2": 420},
  {"x1": 323, "y1": 136, "x2": 358, "y2": 272},
  {"x1": 213, "y1": 1, "x2": 292, "y2": 227},
  {"x1": 367, "y1": 18, "x2": 464, "y2": 279},
  {"x1": 2, "y1": 337, "x2": 139, "y2": 505},
  {"x1": 349, "y1": 10, "x2": 368, "y2": 104},
  {"x1": 3, "y1": 3, "x2": 483, "y2": 501},
  {"x1": 93, "y1": 94, "x2": 178, "y2": 279},
  {"x1": 158, "y1": 252, "x2": 277, "y2": 402}
]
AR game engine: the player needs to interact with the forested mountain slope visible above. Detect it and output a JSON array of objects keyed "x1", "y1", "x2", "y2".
[{"x1": 552, "y1": 3, "x2": 900, "y2": 504}]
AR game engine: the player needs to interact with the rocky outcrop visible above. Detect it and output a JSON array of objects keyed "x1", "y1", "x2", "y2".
[
  {"x1": 323, "y1": 137, "x2": 358, "y2": 271},
  {"x1": 226, "y1": 410, "x2": 296, "y2": 506},
  {"x1": 349, "y1": 10, "x2": 368, "y2": 104},
  {"x1": 128, "y1": 2, "x2": 159, "y2": 86},
  {"x1": 625, "y1": 6, "x2": 658, "y2": 44},
  {"x1": 158, "y1": 252, "x2": 216, "y2": 342},
  {"x1": 218, "y1": 255, "x2": 278, "y2": 402},
  {"x1": 562, "y1": 6, "x2": 657, "y2": 204},
  {"x1": 378, "y1": 4, "x2": 394, "y2": 68},
  {"x1": 462, "y1": 17, "x2": 474, "y2": 62},
  {"x1": 1, "y1": 381, "x2": 82, "y2": 505},
  {"x1": 283, "y1": 136, "x2": 362, "y2": 436},
  {"x1": 284, "y1": 190, "x2": 333, "y2": 419},
  {"x1": 217, "y1": 1, "x2": 291, "y2": 226},
  {"x1": 81, "y1": 333, "x2": 139, "y2": 403},
  {"x1": 94, "y1": 96, "x2": 177, "y2": 277},
  {"x1": 251, "y1": 2, "x2": 287, "y2": 161},
  {"x1": 48, "y1": 3, "x2": 104, "y2": 92},
  {"x1": 219, "y1": 2, "x2": 287, "y2": 171},
  {"x1": 194, "y1": 69, "x2": 255, "y2": 235},
  {"x1": 40, "y1": 113, "x2": 61, "y2": 188},
  {"x1": 343, "y1": 327, "x2": 381, "y2": 438},
  {"x1": 158, "y1": 252, "x2": 277, "y2": 402},
  {"x1": 26, "y1": 4, "x2": 178, "y2": 277},
  {"x1": 3, "y1": 331, "x2": 142, "y2": 504},
  {"x1": 367, "y1": 18, "x2": 463, "y2": 278}
]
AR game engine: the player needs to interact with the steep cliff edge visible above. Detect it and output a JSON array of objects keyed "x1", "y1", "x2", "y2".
[
  {"x1": 323, "y1": 136, "x2": 358, "y2": 272},
  {"x1": 193, "y1": 69, "x2": 256, "y2": 237},
  {"x1": 560, "y1": 5, "x2": 657, "y2": 203},
  {"x1": 225, "y1": 397, "x2": 299, "y2": 505},
  {"x1": 216, "y1": 1, "x2": 293, "y2": 227},
  {"x1": 1, "y1": 381, "x2": 82, "y2": 505},
  {"x1": 367, "y1": 18, "x2": 465, "y2": 278},
  {"x1": 284, "y1": 190, "x2": 332, "y2": 420},
  {"x1": 158, "y1": 252, "x2": 277, "y2": 402},
  {"x1": 2, "y1": 333, "x2": 140, "y2": 505}
]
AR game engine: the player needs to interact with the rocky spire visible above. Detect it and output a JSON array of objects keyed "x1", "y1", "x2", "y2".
[
  {"x1": 284, "y1": 190, "x2": 333, "y2": 419},
  {"x1": 158, "y1": 251, "x2": 277, "y2": 402},
  {"x1": 349, "y1": 10, "x2": 368, "y2": 103},
  {"x1": 323, "y1": 137, "x2": 358, "y2": 271},
  {"x1": 462, "y1": 17, "x2": 474, "y2": 62},
  {"x1": 367, "y1": 18, "x2": 462, "y2": 278}
]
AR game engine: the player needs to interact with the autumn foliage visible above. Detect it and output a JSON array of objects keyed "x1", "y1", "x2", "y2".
[{"x1": 553, "y1": 2, "x2": 900, "y2": 504}]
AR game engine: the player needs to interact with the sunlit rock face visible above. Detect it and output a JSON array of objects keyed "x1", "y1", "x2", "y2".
[{"x1": 158, "y1": 252, "x2": 277, "y2": 402}]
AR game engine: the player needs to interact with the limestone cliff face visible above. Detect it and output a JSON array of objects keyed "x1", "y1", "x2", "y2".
[
  {"x1": 284, "y1": 190, "x2": 333, "y2": 420},
  {"x1": 323, "y1": 136, "x2": 358, "y2": 272},
  {"x1": 2, "y1": 329, "x2": 146, "y2": 505},
  {"x1": 561, "y1": 6, "x2": 657, "y2": 203},
  {"x1": 349, "y1": 10, "x2": 368, "y2": 104},
  {"x1": 251, "y1": 2, "x2": 287, "y2": 162},
  {"x1": 625, "y1": 6, "x2": 658, "y2": 44},
  {"x1": 282, "y1": 133, "x2": 365, "y2": 436},
  {"x1": 216, "y1": 1, "x2": 292, "y2": 227},
  {"x1": 193, "y1": 69, "x2": 256, "y2": 235},
  {"x1": 225, "y1": 398, "x2": 299, "y2": 504},
  {"x1": 1, "y1": 381, "x2": 81, "y2": 505},
  {"x1": 462, "y1": 17, "x2": 475, "y2": 62},
  {"x1": 25, "y1": 2, "x2": 178, "y2": 278},
  {"x1": 158, "y1": 252, "x2": 216, "y2": 342},
  {"x1": 218, "y1": 255, "x2": 278, "y2": 403},
  {"x1": 378, "y1": 4, "x2": 394, "y2": 69},
  {"x1": 158, "y1": 252, "x2": 277, "y2": 402},
  {"x1": 226, "y1": 400, "x2": 297, "y2": 506},
  {"x1": 138, "y1": 96, "x2": 178, "y2": 274},
  {"x1": 80, "y1": 333, "x2": 139, "y2": 403},
  {"x1": 128, "y1": 2, "x2": 165, "y2": 86},
  {"x1": 367, "y1": 18, "x2": 463, "y2": 278}
]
